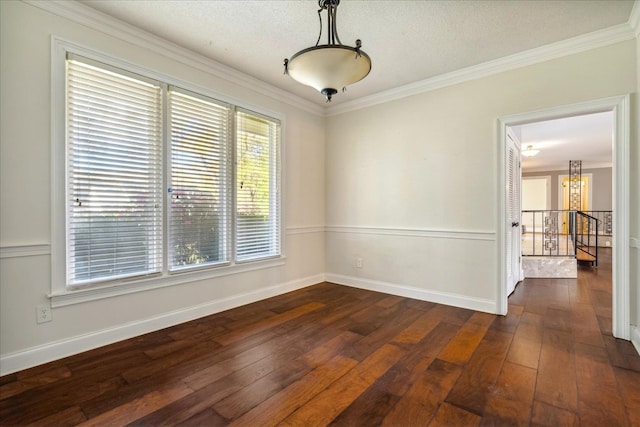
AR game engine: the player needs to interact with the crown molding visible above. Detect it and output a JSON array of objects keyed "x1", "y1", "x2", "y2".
[
  {"x1": 21, "y1": 0, "x2": 637, "y2": 118},
  {"x1": 22, "y1": 0, "x2": 324, "y2": 117},
  {"x1": 328, "y1": 22, "x2": 636, "y2": 116},
  {"x1": 629, "y1": 0, "x2": 640, "y2": 37}
]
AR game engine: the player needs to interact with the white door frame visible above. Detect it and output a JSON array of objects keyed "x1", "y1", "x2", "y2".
[
  {"x1": 497, "y1": 95, "x2": 630, "y2": 340},
  {"x1": 506, "y1": 128, "x2": 524, "y2": 294}
]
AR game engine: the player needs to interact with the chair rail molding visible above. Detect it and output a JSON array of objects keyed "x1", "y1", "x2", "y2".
[
  {"x1": 326, "y1": 225, "x2": 496, "y2": 241},
  {"x1": 0, "y1": 244, "x2": 51, "y2": 259}
]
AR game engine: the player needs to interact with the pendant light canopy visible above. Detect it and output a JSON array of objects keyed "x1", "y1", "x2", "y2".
[{"x1": 284, "y1": 0, "x2": 371, "y2": 102}]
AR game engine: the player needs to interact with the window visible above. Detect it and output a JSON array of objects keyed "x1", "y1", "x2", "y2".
[
  {"x1": 62, "y1": 53, "x2": 281, "y2": 291},
  {"x1": 236, "y1": 110, "x2": 281, "y2": 261},
  {"x1": 169, "y1": 89, "x2": 231, "y2": 271}
]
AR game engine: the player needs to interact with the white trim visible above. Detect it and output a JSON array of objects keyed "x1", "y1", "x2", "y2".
[
  {"x1": 611, "y1": 95, "x2": 631, "y2": 340},
  {"x1": 629, "y1": 0, "x2": 640, "y2": 37},
  {"x1": 498, "y1": 95, "x2": 631, "y2": 339},
  {"x1": 0, "y1": 244, "x2": 51, "y2": 259},
  {"x1": 632, "y1": 326, "x2": 640, "y2": 356},
  {"x1": 24, "y1": 0, "x2": 323, "y2": 116},
  {"x1": 326, "y1": 274, "x2": 496, "y2": 314},
  {"x1": 631, "y1": 237, "x2": 640, "y2": 249},
  {"x1": 51, "y1": 38, "x2": 287, "y2": 306},
  {"x1": 286, "y1": 226, "x2": 326, "y2": 235},
  {"x1": 326, "y1": 226, "x2": 495, "y2": 241},
  {"x1": 22, "y1": 0, "x2": 637, "y2": 118},
  {"x1": 50, "y1": 257, "x2": 287, "y2": 308},
  {"x1": 0, "y1": 273, "x2": 324, "y2": 376},
  {"x1": 52, "y1": 37, "x2": 287, "y2": 124},
  {"x1": 329, "y1": 23, "x2": 636, "y2": 116}
]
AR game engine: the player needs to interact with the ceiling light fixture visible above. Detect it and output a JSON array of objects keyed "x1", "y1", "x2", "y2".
[
  {"x1": 522, "y1": 145, "x2": 540, "y2": 157},
  {"x1": 284, "y1": 0, "x2": 371, "y2": 102}
]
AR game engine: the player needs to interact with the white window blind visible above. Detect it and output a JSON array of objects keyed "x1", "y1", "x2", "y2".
[
  {"x1": 235, "y1": 110, "x2": 281, "y2": 261},
  {"x1": 62, "y1": 51, "x2": 282, "y2": 292},
  {"x1": 66, "y1": 56, "x2": 163, "y2": 286},
  {"x1": 169, "y1": 89, "x2": 231, "y2": 270}
]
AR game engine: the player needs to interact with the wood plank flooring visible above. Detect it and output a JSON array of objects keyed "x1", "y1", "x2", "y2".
[{"x1": 1, "y1": 248, "x2": 639, "y2": 426}]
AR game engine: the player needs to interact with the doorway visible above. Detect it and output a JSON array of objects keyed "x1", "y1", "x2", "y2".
[
  {"x1": 497, "y1": 95, "x2": 630, "y2": 340},
  {"x1": 559, "y1": 174, "x2": 592, "y2": 234}
]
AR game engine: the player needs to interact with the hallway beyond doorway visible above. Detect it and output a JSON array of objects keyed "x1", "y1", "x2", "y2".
[{"x1": 507, "y1": 248, "x2": 640, "y2": 424}]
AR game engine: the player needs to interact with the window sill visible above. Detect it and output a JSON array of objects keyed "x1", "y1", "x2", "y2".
[{"x1": 50, "y1": 256, "x2": 286, "y2": 308}]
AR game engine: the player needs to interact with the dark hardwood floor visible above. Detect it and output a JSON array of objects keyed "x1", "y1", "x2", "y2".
[{"x1": 1, "y1": 248, "x2": 639, "y2": 426}]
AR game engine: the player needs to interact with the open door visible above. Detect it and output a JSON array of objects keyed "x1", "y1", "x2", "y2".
[{"x1": 506, "y1": 128, "x2": 522, "y2": 296}]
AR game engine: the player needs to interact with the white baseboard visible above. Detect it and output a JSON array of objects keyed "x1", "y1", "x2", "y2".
[
  {"x1": 632, "y1": 325, "x2": 640, "y2": 356},
  {"x1": 325, "y1": 273, "x2": 497, "y2": 314},
  {"x1": 0, "y1": 274, "x2": 324, "y2": 376}
]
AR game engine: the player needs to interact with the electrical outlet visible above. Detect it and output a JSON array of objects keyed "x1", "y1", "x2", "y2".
[
  {"x1": 356, "y1": 257, "x2": 363, "y2": 268},
  {"x1": 36, "y1": 304, "x2": 52, "y2": 324}
]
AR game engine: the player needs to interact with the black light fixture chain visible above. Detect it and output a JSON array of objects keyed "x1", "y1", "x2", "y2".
[{"x1": 315, "y1": 5, "x2": 323, "y2": 47}]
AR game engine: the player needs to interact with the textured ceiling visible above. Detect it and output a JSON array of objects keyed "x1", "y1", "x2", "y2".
[
  {"x1": 77, "y1": 0, "x2": 631, "y2": 172},
  {"x1": 80, "y1": 0, "x2": 635, "y2": 106}
]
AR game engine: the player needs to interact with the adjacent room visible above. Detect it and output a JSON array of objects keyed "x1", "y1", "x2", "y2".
[{"x1": 1, "y1": 0, "x2": 639, "y2": 425}]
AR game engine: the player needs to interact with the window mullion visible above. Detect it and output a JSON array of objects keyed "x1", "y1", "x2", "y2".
[
  {"x1": 229, "y1": 106, "x2": 238, "y2": 265},
  {"x1": 162, "y1": 82, "x2": 170, "y2": 276}
]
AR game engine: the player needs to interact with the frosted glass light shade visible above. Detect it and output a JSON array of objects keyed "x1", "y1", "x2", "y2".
[
  {"x1": 287, "y1": 45, "x2": 371, "y2": 99},
  {"x1": 522, "y1": 145, "x2": 540, "y2": 157}
]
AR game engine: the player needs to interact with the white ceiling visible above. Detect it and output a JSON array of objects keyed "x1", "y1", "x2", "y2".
[
  {"x1": 80, "y1": 0, "x2": 635, "y2": 107},
  {"x1": 77, "y1": 0, "x2": 633, "y2": 172},
  {"x1": 514, "y1": 111, "x2": 614, "y2": 173}
]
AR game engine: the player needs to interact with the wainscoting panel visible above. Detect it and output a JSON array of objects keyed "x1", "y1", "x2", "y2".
[{"x1": 325, "y1": 226, "x2": 498, "y2": 314}]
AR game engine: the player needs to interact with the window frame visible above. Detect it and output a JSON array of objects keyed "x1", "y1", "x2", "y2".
[
  {"x1": 234, "y1": 108, "x2": 282, "y2": 263},
  {"x1": 51, "y1": 38, "x2": 285, "y2": 307}
]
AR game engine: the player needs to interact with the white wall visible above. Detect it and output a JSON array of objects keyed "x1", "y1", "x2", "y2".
[
  {"x1": 0, "y1": 1, "x2": 326, "y2": 373},
  {"x1": 325, "y1": 40, "x2": 637, "y2": 314},
  {"x1": 522, "y1": 178, "x2": 549, "y2": 211}
]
